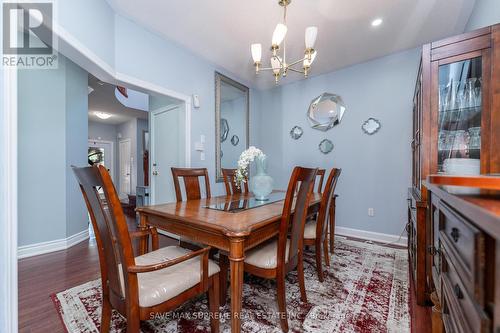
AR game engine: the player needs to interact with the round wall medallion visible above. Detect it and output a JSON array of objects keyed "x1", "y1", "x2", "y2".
[
  {"x1": 290, "y1": 126, "x2": 303, "y2": 140},
  {"x1": 318, "y1": 139, "x2": 334, "y2": 154},
  {"x1": 361, "y1": 118, "x2": 381, "y2": 135}
]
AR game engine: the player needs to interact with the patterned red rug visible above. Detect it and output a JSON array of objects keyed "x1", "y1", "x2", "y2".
[{"x1": 52, "y1": 238, "x2": 410, "y2": 332}]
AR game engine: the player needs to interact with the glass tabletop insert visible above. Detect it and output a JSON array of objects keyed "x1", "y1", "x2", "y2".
[{"x1": 205, "y1": 192, "x2": 286, "y2": 213}]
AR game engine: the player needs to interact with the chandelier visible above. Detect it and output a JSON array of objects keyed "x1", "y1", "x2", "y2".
[{"x1": 250, "y1": 0, "x2": 318, "y2": 84}]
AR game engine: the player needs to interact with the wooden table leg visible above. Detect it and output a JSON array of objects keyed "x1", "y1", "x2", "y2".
[
  {"x1": 229, "y1": 237, "x2": 245, "y2": 333},
  {"x1": 138, "y1": 214, "x2": 149, "y2": 255},
  {"x1": 329, "y1": 197, "x2": 336, "y2": 254}
]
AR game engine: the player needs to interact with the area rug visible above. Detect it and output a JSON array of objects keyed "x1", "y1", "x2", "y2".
[{"x1": 52, "y1": 238, "x2": 410, "y2": 332}]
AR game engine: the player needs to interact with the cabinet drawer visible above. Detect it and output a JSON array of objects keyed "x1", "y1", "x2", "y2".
[
  {"x1": 440, "y1": 202, "x2": 485, "y2": 302},
  {"x1": 441, "y1": 250, "x2": 490, "y2": 333}
]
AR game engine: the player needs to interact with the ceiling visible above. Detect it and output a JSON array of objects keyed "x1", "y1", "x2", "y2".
[
  {"x1": 106, "y1": 0, "x2": 476, "y2": 89},
  {"x1": 88, "y1": 75, "x2": 149, "y2": 125}
]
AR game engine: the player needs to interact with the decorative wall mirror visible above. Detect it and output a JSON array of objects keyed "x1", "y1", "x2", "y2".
[
  {"x1": 362, "y1": 117, "x2": 381, "y2": 135},
  {"x1": 215, "y1": 72, "x2": 249, "y2": 182},
  {"x1": 307, "y1": 93, "x2": 346, "y2": 131}
]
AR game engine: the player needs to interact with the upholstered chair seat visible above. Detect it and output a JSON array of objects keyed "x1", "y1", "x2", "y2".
[
  {"x1": 244, "y1": 239, "x2": 290, "y2": 269},
  {"x1": 118, "y1": 246, "x2": 220, "y2": 307},
  {"x1": 303, "y1": 220, "x2": 318, "y2": 240}
]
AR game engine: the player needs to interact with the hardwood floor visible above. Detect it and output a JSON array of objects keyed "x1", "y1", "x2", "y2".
[
  {"x1": 18, "y1": 218, "x2": 176, "y2": 333},
  {"x1": 18, "y1": 228, "x2": 432, "y2": 332}
]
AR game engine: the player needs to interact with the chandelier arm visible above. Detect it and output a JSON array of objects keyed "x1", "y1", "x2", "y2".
[
  {"x1": 257, "y1": 67, "x2": 275, "y2": 71},
  {"x1": 287, "y1": 57, "x2": 307, "y2": 68},
  {"x1": 287, "y1": 67, "x2": 305, "y2": 74}
]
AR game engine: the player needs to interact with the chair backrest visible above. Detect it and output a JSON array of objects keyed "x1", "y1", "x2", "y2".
[
  {"x1": 279, "y1": 166, "x2": 318, "y2": 267},
  {"x1": 316, "y1": 168, "x2": 341, "y2": 241},
  {"x1": 314, "y1": 169, "x2": 326, "y2": 193},
  {"x1": 72, "y1": 165, "x2": 135, "y2": 301},
  {"x1": 221, "y1": 168, "x2": 249, "y2": 195},
  {"x1": 171, "y1": 167, "x2": 211, "y2": 202}
]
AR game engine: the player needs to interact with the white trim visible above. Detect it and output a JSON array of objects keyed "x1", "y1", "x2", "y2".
[
  {"x1": 335, "y1": 226, "x2": 408, "y2": 247},
  {"x1": 17, "y1": 229, "x2": 90, "y2": 259},
  {"x1": 1, "y1": 65, "x2": 18, "y2": 333}
]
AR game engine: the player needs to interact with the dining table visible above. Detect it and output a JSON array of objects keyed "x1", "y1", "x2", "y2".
[{"x1": 136, "y1": 191, "x2": 323, "y2": 333}]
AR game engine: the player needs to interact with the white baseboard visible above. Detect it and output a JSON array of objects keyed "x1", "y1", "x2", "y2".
[
  {"x1": 335, "y1": 226, "x2": 407, "y2": 247},
  {"x1": 17, "y1": 229, "x2": 89, "y2": 259}
]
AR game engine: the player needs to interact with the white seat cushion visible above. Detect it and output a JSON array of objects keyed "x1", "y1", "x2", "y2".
[
  {"x1": 118, "y1": 246, "x2": 220, "y2": 307},
  {"x1": 244, "y1": 239, "x2": 290, "y2": 269},
  {"x1": 304, "y1": 220, "x2": 318, "y2": 239}
]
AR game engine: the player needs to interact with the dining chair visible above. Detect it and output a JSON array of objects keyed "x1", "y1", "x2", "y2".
[
  {"x1": 314, "y1": 169, "x2": 326, "y2": 193},
  {"x1": 243, "y1": 166, "x2": 318, "y2": 332},
  {"x1": 221, "y1": 168, "x2": 249, "y2": 195},
  {"x1": 73, "y1": 165, "x2": 220, "y2": 333},
  {"x1": 171, "y1": 167, "x2": 229, "y2": 306},
  {"x1": 171, "y1": 167, "x2": 211, "y2": 201},
  {"x1": 303, "y1": 168, "x2": 341, "y2": 282}
]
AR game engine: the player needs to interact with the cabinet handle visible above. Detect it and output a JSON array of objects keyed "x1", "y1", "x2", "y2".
[
  {"x1": 453, "y1": 284, "x2": 463, "y2": 299},
  {"x1": 450, "y1": 227, "x2": 460, "y2": 242}
]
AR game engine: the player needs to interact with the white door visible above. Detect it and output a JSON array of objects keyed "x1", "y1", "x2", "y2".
[
  {"x1": 119, "y1": 139, "x2": 132, "y2": 199},
  {"x1": 150, "y1": 104, "x2": 186, "y2": 205},
  {"x1": 88, "y1": 140, "x2": 114, "y2": 179}
]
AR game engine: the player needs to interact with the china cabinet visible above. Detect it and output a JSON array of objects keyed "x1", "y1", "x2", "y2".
[{"x1": 408, "y1": 24, "x2": 500, "y2": 306}]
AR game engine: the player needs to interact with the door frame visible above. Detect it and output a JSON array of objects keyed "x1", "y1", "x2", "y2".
[
  {"x1": 1, "y1": 64, "x2": 18, "y2": 333},
  {"x1": 149, "y1": 104, "x2": 191, "y2": 206},
  {"x1": 118, "y1": 138, "x2": 132, "y2": 198},
  {"x1": 88, "y1": 139, "x2": 114, "y2": 181}
]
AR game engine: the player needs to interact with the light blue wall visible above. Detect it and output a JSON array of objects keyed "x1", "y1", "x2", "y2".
[
  {"x1": 56, "y1": 0, "x2": 115, "y2": 66},
  {"x1": 18, "y1": 59, "x2": 67, "y2": 245},
  {"x1": 18, "y1": 55, "x2": 88, "y2": 246},
  {"x1": 65, "y1": 60, "x2": 89, "y2": 237},
  {"x1": 257, "y1": 49, "x2": 421, "y2": 236},
  {"x1": 465, "y1": 0, "x2": 500, "y2": 31}
]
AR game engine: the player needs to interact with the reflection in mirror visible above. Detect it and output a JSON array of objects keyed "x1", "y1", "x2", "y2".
[
  {"x1": 307, "y1": 93, "x2": 346, "y2": 131},
  {"x1": 221, "y1": 118, "x2": 229, "y2": 142},
  {"x1": 215, "y1": 72, "x2": 249, "y2": 182}
]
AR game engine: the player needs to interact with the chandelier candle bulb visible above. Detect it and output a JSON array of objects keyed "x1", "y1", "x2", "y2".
[
  {"x1": 305, "y1": 26, "x2": 318, "y2": 49},
  {"x1": 272, "y1": 23, "x2": 288, "y2": 47},
  {"x1": 251, "y1": 43, "x2": 262, "y2": 62}
]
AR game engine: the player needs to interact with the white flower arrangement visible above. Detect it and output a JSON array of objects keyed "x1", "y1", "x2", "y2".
[{"x1": 234, "y1": 146, "x2": 265, "y2": 187}]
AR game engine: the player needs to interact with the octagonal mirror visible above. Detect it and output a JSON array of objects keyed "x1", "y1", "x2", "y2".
[{"x1": 307, "y1": 93, "x2": 346, "y2": 131}]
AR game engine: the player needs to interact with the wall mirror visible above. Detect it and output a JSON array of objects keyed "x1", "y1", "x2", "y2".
[
  {"x1": 215, "y1": 72, "x2": 249, "y2": 182},
  {"x1": 307, "y1": 93, "x2": 346, "y2": 131}
]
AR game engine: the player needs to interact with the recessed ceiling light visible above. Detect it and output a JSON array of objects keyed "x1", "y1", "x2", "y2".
[
  {"x1": 371, "y1": 18, "x2": 383, "y2": 27},
  {"x1": 94, "y1": 111, "x2": 112, "y2": 120}
]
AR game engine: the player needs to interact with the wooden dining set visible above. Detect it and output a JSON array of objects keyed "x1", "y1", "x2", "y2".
[{"x1": 72, "y1": 164, "x2": 341, "y2": 333}]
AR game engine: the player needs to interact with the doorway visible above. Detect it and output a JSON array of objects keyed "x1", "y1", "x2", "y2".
[
  {"x1": 88, "y1": 139, "x2": 114, "y2": 180},
  {"x1": 150, "y1": 104, "x2": 188, "y2": 205},
  {"x1": 118, "y1": 138, "x2": 132, "y2": 199}
]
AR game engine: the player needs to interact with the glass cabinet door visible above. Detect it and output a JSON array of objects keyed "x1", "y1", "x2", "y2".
[{"x1": 437, "y1": 57, "x2": 482, "y2": 174}]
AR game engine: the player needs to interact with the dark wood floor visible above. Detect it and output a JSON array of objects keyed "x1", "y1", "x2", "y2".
[
  {"x1": 18, "y1": 218, "x2": 176, "y2": 333},
  {"x1": 18, "y1": 226, "x2": 431, "y2": 333}
]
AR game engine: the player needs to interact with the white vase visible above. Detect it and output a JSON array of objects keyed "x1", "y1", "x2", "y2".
[{"x1": 250, "y1": 155, "x2": 273, "y2": 201}]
